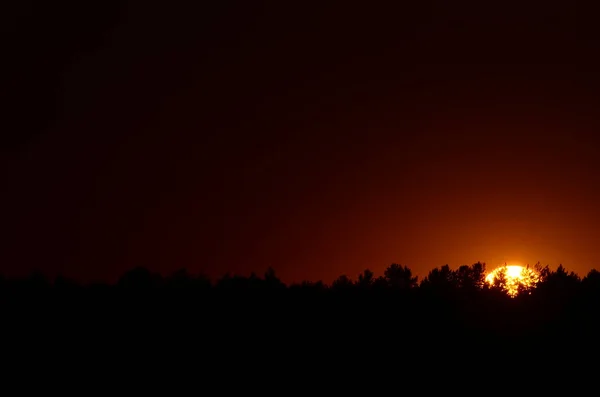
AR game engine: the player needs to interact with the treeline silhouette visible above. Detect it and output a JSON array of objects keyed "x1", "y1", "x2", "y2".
[{"x1": 2, "y1": 262, "x2": 599, "y2": 364}]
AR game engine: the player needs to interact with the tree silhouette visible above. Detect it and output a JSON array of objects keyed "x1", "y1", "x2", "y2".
[
  {"x1": 490, "y1": 265, "x2": 508, "y2": 293},
  {"x1": 534, "y1": 262, "x2": 552, "y2": 282},
  {"x1": 332, "y1": 274, "x2": 354, "y2": 290},
  {"x1": 264, "y1": 267, "x2": 285, "y2": 289},
  {"x1": 383, "y1": 263, "x2": 418, "y2": 289},
  {"x1": 536, "y1": 264, "x2": 580, "y2": 299},
  {"x1": 357, "y1": 269, "x2": 374, "y2": 289},
  {"x1": 582, "y1": 269, "x2": 600, "y2": 289},
  {"x1": 421, "y1": 264, "x2": 455, "y2": 290},
  {"x1": 513, "y1": 264, "x2": 539, "y2": 296},
  {"x1": 420, "y1": 262, "x2": 486, "y2": 295},
  {"x1": 117, "y1": 266, "x2": 163, "y2": 290},
  {"x1": 1, "y1": 260, "x2": 598, "y2": 357},
  {"x1": 455, "y1": 262, "x2": 486, "y2": 291}
]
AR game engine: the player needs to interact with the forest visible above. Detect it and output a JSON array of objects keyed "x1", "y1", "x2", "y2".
[
  {"x1": 1, "y1": 261, "x2": 594, "y2": 386},
  {"x1": 2, "y1": 262, "x2": 598, "y2": 355}
]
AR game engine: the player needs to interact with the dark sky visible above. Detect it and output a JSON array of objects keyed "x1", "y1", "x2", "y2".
[{"x1": 2, "y1": 1, "x2": 600, "y2": 283}]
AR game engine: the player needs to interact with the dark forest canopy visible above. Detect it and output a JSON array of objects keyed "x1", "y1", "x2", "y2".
[
  {"x1": 3, "y1": 262, "x2": 599, "y2": 323},
  {"x1": 2, "y1": 261, "x2": 598, "y2": 294},
  {"x1": 2, "y1": 262, "x2": 599, "y2": 367}
]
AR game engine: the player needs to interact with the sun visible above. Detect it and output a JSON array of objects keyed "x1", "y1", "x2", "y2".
[{"x1": 485, "y1": 264, "x2": 539, "y2": 296}]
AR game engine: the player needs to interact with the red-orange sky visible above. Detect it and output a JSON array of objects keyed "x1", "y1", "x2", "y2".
[{"x1": 2, "y1": 1, "x2": 600, "y2": 283}]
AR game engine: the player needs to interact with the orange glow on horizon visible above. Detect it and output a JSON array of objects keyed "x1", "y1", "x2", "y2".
[{"x1": 485, "y1": 264, "x2": 539, "y2": 297}]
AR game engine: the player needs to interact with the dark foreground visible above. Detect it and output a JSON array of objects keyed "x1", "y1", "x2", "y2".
[{"x1": 1, "y1": 265, "x2": 599, "y2": 381}]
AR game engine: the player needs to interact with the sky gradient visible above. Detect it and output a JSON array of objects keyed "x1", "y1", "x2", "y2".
[{"x1": 2, "y1": 1, "x2": 600, "y2": 283}]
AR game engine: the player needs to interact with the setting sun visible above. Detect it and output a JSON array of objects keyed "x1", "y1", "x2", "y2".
[{"x1": 485, "y1": 265, "x2": 539, "y2": 296}]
